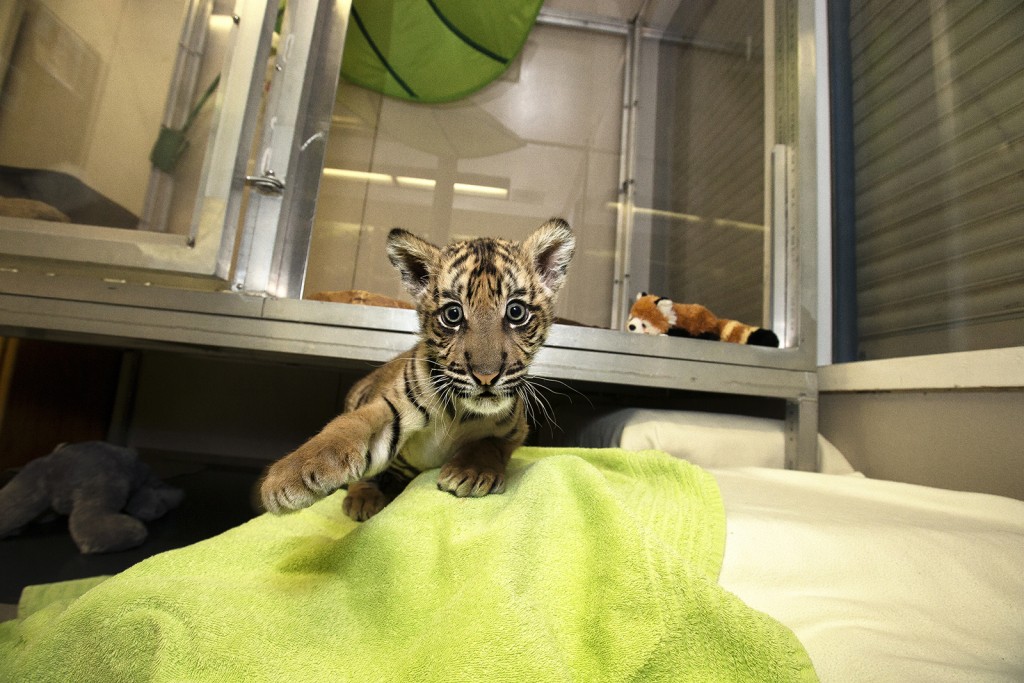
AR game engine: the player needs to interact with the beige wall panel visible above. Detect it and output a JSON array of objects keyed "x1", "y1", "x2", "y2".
[{"x1": 820, "y1": 390, "x2": 1024, "y2": 500}]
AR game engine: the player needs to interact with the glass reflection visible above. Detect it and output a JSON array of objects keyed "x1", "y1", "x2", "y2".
[{"x1": 0, "y1": 0, "x2": 231, "y2": 235}]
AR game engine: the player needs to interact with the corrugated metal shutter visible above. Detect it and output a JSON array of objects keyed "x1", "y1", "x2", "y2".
[{"x1": 849, "y1": 0, "x2": 1024, "y2": 359}]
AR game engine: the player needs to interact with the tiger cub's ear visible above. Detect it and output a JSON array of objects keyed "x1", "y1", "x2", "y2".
[
  {"x1": 387, "y1": 228, "x2": 441, "y2": 301},
  {"x1": 523, "y1": 218, "x2": 576, "y2": 295}
]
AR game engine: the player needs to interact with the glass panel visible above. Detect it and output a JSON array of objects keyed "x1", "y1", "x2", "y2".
[
  {"x1": 0, "y1": 0, "x2": 233, "y2": 235},
  {"x1": 305, "y1": 23, "x2": 624, "y2": 329},
  {"x1": 632, "y1": 0, "x2": 767, "y2": 331},
  {"x1": 306, "y1": 2, "x2": 774, "y2": 336},
  {"x1": 846, "y1": 1, "x2": 1024, "y2": 359}
]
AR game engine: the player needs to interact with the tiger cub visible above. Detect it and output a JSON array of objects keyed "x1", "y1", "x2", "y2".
[{"x1": 260, "y1": 219, "x2": 575, "y2": 520}]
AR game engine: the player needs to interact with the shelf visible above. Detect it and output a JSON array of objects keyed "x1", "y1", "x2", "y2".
[{"x1": 0, "y1": 268, "x2": 814, "y2": 401}]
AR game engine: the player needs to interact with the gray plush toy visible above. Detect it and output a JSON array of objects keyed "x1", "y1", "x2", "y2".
[{"x1": 0, "y1": 441, "x2": 184, "y2": 554}]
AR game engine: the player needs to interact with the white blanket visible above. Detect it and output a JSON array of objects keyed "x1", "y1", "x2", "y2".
[{"x1": 716, "y1": 467, "x2": 1024, "y2": 683}]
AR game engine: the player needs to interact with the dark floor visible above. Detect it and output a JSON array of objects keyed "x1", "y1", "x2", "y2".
[{"x1": 0, "y1": 456, "x2": 263, "y2": 606}]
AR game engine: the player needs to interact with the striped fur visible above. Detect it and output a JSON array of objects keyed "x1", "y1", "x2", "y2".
[
  {"x1": 261, "y1": 219, "x2": 575, "y2": 520},
  {"x1": 626, "y1": 292, "x2": 779, "y2": 347}
]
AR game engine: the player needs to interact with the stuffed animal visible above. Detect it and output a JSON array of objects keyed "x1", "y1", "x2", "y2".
[
  {"x1": 0, "y1": 441, "x2": 184, "y2": 554},
  {"x1": 0, "y1": 197, "x2": 70, "y2": 222},
  {"x1": 626, "y1": 292, "x2": 779, "y2": 347},
  {"x1": 308, "y1": 289, "x2": 414, "y2": 310}
]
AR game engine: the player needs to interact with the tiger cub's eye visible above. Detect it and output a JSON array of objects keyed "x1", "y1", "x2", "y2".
[
  {"x1": 440, "y1": 303, "x2": 464, "y2": 327},
  {"x1": 506, "y1": 300, "x2": 529, "y2": 325}
]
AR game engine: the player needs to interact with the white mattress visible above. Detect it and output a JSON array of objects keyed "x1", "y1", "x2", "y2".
[{"x1": 716, "y1": 467, "x2": 1024, "y2": 683}]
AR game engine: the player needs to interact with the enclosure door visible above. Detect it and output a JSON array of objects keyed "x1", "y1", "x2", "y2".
[{"x1": 294, "y1": 0, "x2": 811, "y2": 354}]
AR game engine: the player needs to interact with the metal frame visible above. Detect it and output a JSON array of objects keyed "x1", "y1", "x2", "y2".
[
  {"x1": 265, "y1": 0, "x2": 353, "y2": 298},
  {"x1": 0, "y1": 0, "x2": 823, "y2": 471},
  {"x1": 610, "y1": 19, "x2": 643, "y2": 331},
  {"x1": 790, "y1": 0, "x2": 822, "y2": 469},
  {"x1": 0, "y1": 269, "x2": 813, "y2": 396},
  {"x1": 232, "y1": 0, "x2": 353, "y2": 297}
]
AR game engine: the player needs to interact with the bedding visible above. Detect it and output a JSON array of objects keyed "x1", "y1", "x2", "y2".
[
  {"x1": 2, "y1": 447, "x2": 1021, "y2": 682},
  {"x1": 0, "y1": 448, "x2": 817, "y2": 683},
  {"x1": 576, "y1": 408, "x2": 857, "y2": 473},
  {"x1": 577, "y1": 409, "x2": 1024, "y2": 681},
  {"x1": 716, "y1": 467, "x2": 1024, "y2": 683}
]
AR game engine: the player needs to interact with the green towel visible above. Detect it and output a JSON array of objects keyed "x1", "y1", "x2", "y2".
[{"x1": 0, "y1": 448, "x2": 817, "y2": 682}]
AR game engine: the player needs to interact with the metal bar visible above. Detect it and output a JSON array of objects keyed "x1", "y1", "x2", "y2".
[
  {"x1": 230, "y1": 2, "x2": 309, "y2": 293},
  {"x1": 206, "y1": 0, "x2": 280, "y2": 279},
  {"x1": 615, "y1": 19, "x2": 643, "y2": 329},
  {"x1": 268, "y1": 0, "x2": 353, "y2": 299},
  {"x1": 537, "y1": 4, "x2": 766, "y2": 58},
  {"x1": 106, "y1": 350, "x2": 141, "y2": 446},
  {"x1": 536, "y1": 8, "x2": 630, "y2": 35},
  {"x1": 764, "y1": 0, "x2": 778, "y2": 326},
  {"x1": 609, "y1": 21, "x2": 636, "y2": 329},
  {"x1": 795, "y1": 0, "x2": 819, "y2": 365},
  {"x1": 535, "y1": 347, "x2": 814, "y2": 398},
  {"x1": 640, "y1": 27, "x2": 764, "y2": 58},
  {"x1": 769, "y1": 144, "x2": 791, "y2": 343},
  {"x1": 0, "y1": 295, "x2": 416, "y2": 366},
  {"x1": 791, "y1": 0, "x2": 823, "y2": 470},
  {"x1": 785, "y1": 394, "x2": 820, "y2": 470}
]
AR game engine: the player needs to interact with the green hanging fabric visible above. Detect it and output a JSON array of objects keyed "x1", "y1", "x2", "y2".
[
  {"x1": 149, "y1": 75, "x2": 220, "y2": 173},
  {"x1": 340, "y1": 0, "x2": 544, "y2": 103}
]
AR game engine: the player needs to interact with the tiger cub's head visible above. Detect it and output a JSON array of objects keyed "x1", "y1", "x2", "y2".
[{"x1": 387, "y1": 219, "x2": 575, "y2": 415}]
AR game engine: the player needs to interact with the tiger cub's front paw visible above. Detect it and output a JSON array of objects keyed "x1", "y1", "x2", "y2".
[
  {"x1": 342, "y1": 481, "x2": 389, "y2": 522},
  {"x1": 261, "y1": 435, "x2": 368, "y2": 514},
  {"x1": 437, "y1": 461, "x2": 506, "y2": 498}
]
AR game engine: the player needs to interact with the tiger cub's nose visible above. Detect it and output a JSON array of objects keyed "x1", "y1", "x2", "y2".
[{"x1": 472, "y1": 370, "x2": 499, "y2": 387}]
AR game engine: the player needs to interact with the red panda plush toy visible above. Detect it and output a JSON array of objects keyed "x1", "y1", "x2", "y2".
[{"x1": 626, "y1": 293, "x2": 779, "y2": 347}]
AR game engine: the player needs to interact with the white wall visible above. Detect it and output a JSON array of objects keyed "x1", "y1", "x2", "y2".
[
  {"x1": 819, "y1": 349, "x2": 1024, "y2": 500},
  {"x1": 820, "y1": 389, "x2": 1024, "y2": 500}
]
